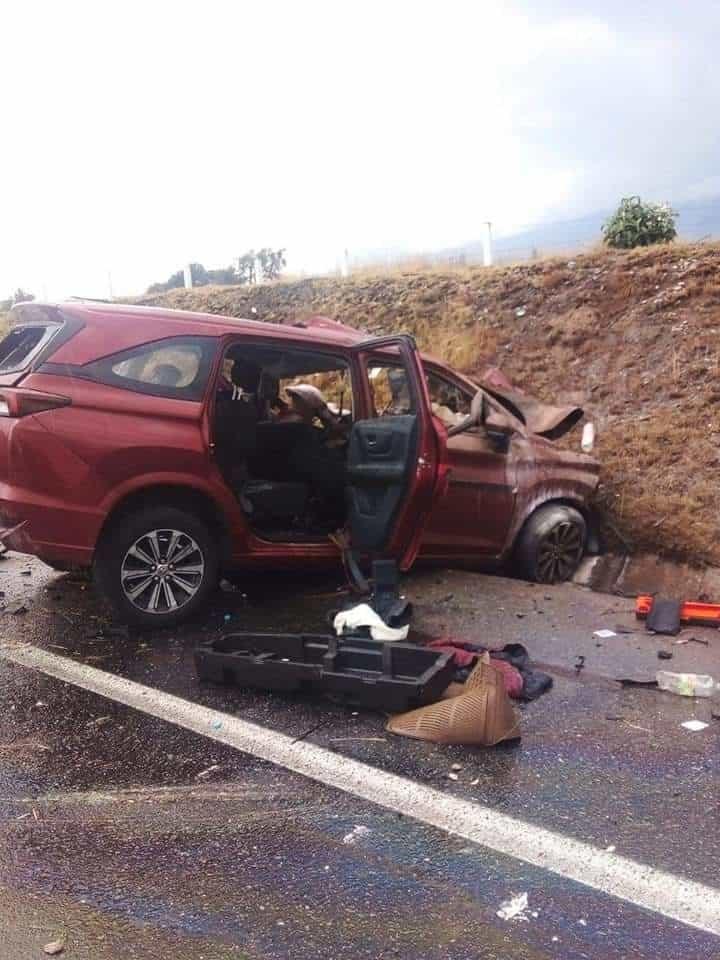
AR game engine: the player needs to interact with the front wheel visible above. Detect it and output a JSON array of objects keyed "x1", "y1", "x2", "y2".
[
  {"x1": 94, "y1": 507, "x2": 219, "y2": 628},
  {"x1": 515, "y1": 504, "x2": 586, "y2": 584}
]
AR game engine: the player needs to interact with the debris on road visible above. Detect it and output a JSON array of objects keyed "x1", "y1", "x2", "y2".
[
  {"x1": 593, "y1": 629, "x2": 617, "y2": 639},
  {"x1": 645, "y1": 598, "x2": 682, "y2": 636},
  {"x1": 43, "y1": 941, "x2": 64, "y2": 956},
  {"x1": 657, "y1": 650, "x2": 673, "y2": 660},
  {"x1": 333, "y1": 602, "x2": 409, "y2": 642},
  {"x1": 195, "y1": 764, "x2": 221, "y2": 780},
  {"x1": 5, "y1": 601, "x2": 28, "y2": 615},
  {"x1": 672, "y1": 635, "x2": 709, "y2": 646},
  {"x1": 636, "y1": 594, "x2": 720, "y2": 629},
  {"x1": 656, "y1": 671, "x2": 715, "y2": 697},
  {"x1": 497, "y1": 892, "x2": 533, "y2": 922},
  {"x1": 342, "y1": 825, "x2": 371, "y2": 845},
  {"x1": 681, "y1": 720, "x2": 709, "y2": 732},
  {"x1": 196, "y1": 632, "x2": 453, "y2": 712},
  {"x1": 425, "y1": 639, "x2": 552, "y2": 700},
  {"x1": 386, "y1": 655, "x2": 520, "y2": 746}
]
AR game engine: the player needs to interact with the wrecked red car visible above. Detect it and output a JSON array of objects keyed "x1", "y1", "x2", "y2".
[{"x1": 0, "y1": 301, "x2": 599, "y2": 626}]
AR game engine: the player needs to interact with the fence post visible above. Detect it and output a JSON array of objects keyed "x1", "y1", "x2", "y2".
[{"x1": 482, "y1": 222, "x2": 493, "y2": 267}]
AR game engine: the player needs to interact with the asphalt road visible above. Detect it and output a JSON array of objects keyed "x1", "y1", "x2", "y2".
[{"x1": 0, "y1": 553, "x2": 718, "y2": 959}]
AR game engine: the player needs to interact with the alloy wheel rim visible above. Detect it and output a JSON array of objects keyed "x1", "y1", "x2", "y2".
[
  {"x1": 121, "y1": 529, "x2": 205, "y2": 614},
  {"x1": 536, "y1": 521, "x2": 584, "y2": 583}
]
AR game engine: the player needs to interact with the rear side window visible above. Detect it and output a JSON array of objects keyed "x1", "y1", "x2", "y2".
[
  {"x1": 0, "y1": 325, "x2": 58, "y2": 373},
  {"x1": 84, "y1": 337, "x2": 217, "y2": 400}
]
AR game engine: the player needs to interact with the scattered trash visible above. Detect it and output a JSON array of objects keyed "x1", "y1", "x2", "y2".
[
  {"x1": 645, "y1": 598, "x2": 682, "y2": 636},
  {"x1": 681, "y1": 720, "x2": 709, "y2": 732},
  {"x1": 342, "y1": 824, "x2": 371, "y2": 845},
  {"x1": 593, "y1": 629, "x2": 617, "y2": 639},
  {"x1": 450, "y1": 763, "x2": 463, "y2": 772},
  {"x1": 657, "y1": 650, "x2": 673, "y2": 660},
  {"x1": 656, "y1": 671, "x2": 715, "y2": 698},
  {"x1": 514, "y1": 306, "x2": 527, "y2": 318},
  {"x1": 195, "y1": 764, "x2": 221, "y2": 779},
  {"x1": 497, "y1": 892, "x2": 531, "y2": 922},
  {"x1": 673, "y1": 636, "x2": 709, "y2": 646},
  {"x1": 470, "y1": 778, "x2": 480, "y2": 786},
  {"x1": 386, "y1": 655, "x2": 520, "y2": 746},
  {"x1": 574, "y1": 655, "x2": 586, "y2": 676},
  {"x1": 333, "y1": 603, "x2": 409, "y2": 642},
  {"x1": 446, "y1": 772, "x2": 459, "y2": 781},
  {"x1": 196, "y1": 632, "x2": 453, "y2": 712},
  {"x1": 43, "y1": 941, "x2": 64, "y2": 956},
  {"x1": 618, "y1": 677, "x2": 658, "y2": 688},
  {"x1": 5, "y1": 601, "x2": 27, "y2": 615},
  {"x1": 636, "y1": 595, "x2": 720, "y2": 628},
  {"x1": 426, "y1": 639, "x2": 552, "y2": 701}
]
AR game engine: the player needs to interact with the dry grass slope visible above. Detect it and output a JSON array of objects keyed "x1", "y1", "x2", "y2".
[{"x1": 138, "y1": 241, "x2": 720, "y2": 567}]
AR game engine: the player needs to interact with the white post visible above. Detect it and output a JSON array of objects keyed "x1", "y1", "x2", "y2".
[
  {"x1": 341, "y1": 248, "x2": 350, "y2": 278},
  {"x1": 481, "y1": 221, "x2": 493, "y2": 267},
  {"x1": 183, "y1": 264, "x2": 193, "y2": 289}
]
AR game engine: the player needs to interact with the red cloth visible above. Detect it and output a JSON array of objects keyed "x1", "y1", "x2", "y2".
[{"x1": 426, "y1": 639, "x2": 524, "y2": 699}]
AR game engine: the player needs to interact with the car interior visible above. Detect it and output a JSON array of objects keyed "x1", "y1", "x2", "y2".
[{"x1": 213, "y1": 343, "x2": 355, "y2": 541}]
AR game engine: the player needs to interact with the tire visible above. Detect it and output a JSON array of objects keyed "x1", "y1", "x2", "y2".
[
  {"x1": 94, "y1": 506, "x2": 219, "y2": 628},
  {"x1": 515, "y1": 504, "x2": 586, "y2": 584}
]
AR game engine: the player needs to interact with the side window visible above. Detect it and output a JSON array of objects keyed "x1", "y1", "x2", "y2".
[
  {"x1": 367, "y1": 363, "x2": 414, "y2": 417},
  {"x1": 0, "y1": 325, "x2": 56, "y2": 373},
  {"x1": 85, "y1": 337, "x2": 216, "y2": 400},
  {"x1": 425, "y1": 369, "x2": 472, "y2": 429}
]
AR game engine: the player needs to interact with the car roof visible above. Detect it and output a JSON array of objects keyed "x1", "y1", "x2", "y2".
[{"x1": 27, "y1": 300, "x2": 369, "y2": 365}]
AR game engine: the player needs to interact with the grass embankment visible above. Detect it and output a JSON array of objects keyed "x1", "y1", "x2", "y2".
[{"x1": 138, "y1": 242, "x2": 720, "y2": 567}]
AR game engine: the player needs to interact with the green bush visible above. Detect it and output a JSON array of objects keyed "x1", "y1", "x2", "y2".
[{"x1": 602, "y1": 196, "x2": 677, "y2": 249}]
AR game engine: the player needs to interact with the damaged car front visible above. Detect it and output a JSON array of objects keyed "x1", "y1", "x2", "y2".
[{"x1": 419, "y1": 362, "x2": 600, "y2": 583}]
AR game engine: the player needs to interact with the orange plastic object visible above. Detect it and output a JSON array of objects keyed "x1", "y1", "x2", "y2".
[{"x1": 635, "y1": 595, "x2": 720, "y2": 627}]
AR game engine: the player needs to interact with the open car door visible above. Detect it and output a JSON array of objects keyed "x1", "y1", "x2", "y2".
[{"x1": 346, "y1": 334, "x2": 448, "y2": 571}]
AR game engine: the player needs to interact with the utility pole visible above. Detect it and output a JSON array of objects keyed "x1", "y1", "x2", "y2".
[
  {"x1": 481, "y1": 222, "x2": 493, "y2": 267},
  {"x1": 341, "y1": 248, "x2": 350, "y2": 278}
]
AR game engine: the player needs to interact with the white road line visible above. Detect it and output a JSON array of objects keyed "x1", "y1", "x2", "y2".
[{"x1": 3, "y1": 642, "x2": 719, "y2": 936}]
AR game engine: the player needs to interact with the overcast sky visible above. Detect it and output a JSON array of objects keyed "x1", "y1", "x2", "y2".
[{"x1": 2, "y1": 0, "x2": 718, "y2": 299}]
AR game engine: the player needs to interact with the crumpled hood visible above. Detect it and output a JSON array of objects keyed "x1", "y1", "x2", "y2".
[{"x1": 480, "y1": 367, "x2": 584, "y2": 441}]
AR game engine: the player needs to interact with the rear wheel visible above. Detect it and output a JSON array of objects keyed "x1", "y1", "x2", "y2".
[
  {"x1": 515, "y1": 504, "x2": 586, "y2": 584},
  {"x1": 94, "y1": 507, "x2": 219, "y2": 628}
]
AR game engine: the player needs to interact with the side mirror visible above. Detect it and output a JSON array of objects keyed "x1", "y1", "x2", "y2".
[{"x1": 446, "y1": 390, "x2": 486, "y2": 438}]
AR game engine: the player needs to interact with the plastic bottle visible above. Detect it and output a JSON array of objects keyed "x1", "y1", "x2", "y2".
[{"x1": 656, "y1": 671, "x2": 715, "y2": 697}]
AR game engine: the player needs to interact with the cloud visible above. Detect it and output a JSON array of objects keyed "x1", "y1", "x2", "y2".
[{"x1": 1, "y1": 0, "x2": 717, "y2": 296}]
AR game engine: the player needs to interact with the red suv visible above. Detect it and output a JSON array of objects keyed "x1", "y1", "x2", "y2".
[{"x1": 0, "y1": 301, "x2": 599, "y2": 627}]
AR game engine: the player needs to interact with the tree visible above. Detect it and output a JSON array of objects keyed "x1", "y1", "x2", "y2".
[
  {"x1": 257, "y1": 247, "x2": 286, "y2": 281},
  {"x1": 12, "y1": 288, "x2": 35, "y2": 305},
  {"x1": 236, "y1": 251, "x2": 257, "y2": 285},
  {"x1": 602, "y1": 196, "x2": 677, "y2": 249}
]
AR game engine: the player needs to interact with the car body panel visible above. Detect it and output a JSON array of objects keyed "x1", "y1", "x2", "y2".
[{"x1": 0, "y1": 302, "x2": 600, "y2": 578}]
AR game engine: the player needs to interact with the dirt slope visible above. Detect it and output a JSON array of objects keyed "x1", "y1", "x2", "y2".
[{"x1": 137, "y1": 242, "x2": 720, "y2": 567}]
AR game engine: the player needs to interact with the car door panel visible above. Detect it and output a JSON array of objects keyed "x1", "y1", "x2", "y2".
[
  {"x1": 420, "y1": 428, "x2": 516, "y2": 558},
  {"x1": 347, "y1": 335, "x2": 446, "y2": 569}
]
